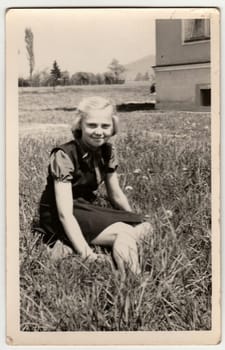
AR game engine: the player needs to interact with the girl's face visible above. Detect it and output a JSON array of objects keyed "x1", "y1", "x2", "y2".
[{"x1": 81, "y1": 107, "x2": 113, "y2": 149}]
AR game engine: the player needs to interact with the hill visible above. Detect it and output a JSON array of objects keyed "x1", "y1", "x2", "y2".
[{"x1": 124, "y1": 54, "x2": 155, "y2": 82}]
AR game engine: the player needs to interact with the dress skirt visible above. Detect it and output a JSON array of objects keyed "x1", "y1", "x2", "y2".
[{"x1": 38, "y1": 198, "x2": 144, "y2": 247}]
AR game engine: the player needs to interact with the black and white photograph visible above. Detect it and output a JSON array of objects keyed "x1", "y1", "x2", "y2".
[{"x1": 6, "y1": 7, "x2": 220, "y2": 346}]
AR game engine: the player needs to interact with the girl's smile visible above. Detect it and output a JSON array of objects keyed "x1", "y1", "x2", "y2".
[{"x1": 81, "y1": 108, "x2": 113, "y2": 149}]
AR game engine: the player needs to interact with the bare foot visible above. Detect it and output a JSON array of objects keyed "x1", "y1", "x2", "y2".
[{"x1": 47, "y1": 240, "x2": 73, "y2": 261}]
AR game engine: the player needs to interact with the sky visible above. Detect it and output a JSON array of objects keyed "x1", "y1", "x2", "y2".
[{"x1": 15, "y1": 9, "x2": 155, "y2": 78}]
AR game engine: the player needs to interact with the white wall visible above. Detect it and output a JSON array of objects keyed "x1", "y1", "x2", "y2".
[{"x1": 156, "y1": 67, "x2": 210, "y2": 105}]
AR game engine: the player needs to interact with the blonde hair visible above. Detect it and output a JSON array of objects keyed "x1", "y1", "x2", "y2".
[{"x1": 71, "y1": 96, "x2": 119, "y2": 139}]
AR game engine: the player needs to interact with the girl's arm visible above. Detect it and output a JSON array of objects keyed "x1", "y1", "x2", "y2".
[
  {"x1": 54, "y1": 180, "x2": 95, "y2": 260},
  {"x1": 105, "y1": 171, "x2": 132, "y2": 212}
]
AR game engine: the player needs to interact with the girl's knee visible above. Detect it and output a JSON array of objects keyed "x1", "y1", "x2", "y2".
[
  {"x1": 91, "y1": 222, "x2": 134, "y2": 245},
  {"x1": 134, "y1": 222, "x2": 153, "y2": 241},
  {"x1": 114, "y1": 222, "x2": 136, "y2": 236}
]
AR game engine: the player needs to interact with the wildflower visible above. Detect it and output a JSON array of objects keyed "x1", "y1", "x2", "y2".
[
  {"x1": 144, "y1": 214, "x2": 150, "y2": 219},
  {"x1": 165, "y1": 210, "x2": 173, "y2": 218},
  {"x1": 133, "y1": 168, "x2": 141, "y2": 174},
  {"x1": 147, "y1": 168, "x2": 154, "y2": 174},
  {"x1": 125, "y1": 185, "x2": 133, "y2": 191}
]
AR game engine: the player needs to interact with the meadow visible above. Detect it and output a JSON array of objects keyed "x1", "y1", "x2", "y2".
[{"x1": 19, "y1": 82, "x2": 211, "y2": 331}]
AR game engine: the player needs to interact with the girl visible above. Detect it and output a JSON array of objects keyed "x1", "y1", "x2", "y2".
[{"x1": 38, "y1": 96, "x2": 152, "y2": 275}]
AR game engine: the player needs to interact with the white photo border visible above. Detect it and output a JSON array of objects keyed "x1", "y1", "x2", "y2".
[{"x1": 3, "y1": 1, "x2": 223, "y2": 345}]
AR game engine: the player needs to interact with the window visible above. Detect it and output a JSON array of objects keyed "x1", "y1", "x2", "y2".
[
  {"x1": 183, "y1": 19, "x2": 210, "y2": 43},
  {"x1": 200, "y1": 89, "x2": 211, "y2": 106},
  {"x1": 196, "y1": 84, "x2": 211, "y2": 107}
]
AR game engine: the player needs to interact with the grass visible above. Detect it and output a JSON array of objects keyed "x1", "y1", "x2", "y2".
[
  {"x1": 19, "y1": 81, "x2": 153, "y2": 111},
  {"x1": 19, "y1": 84, "x2": 211, "y2": 331}
]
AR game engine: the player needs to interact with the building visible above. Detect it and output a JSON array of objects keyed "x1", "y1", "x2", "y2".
[{"x1": 154, "y1": 19, "x2": 210, "y2": 110}]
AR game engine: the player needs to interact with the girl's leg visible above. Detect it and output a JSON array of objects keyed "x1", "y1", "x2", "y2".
[
  {"x1": 91, "y1": 222, "x2": 141, "y2": 276},
  {"x1": 91, "y1": 221, "x2": 153, "y2": 245},
  {"x1": 133, "y1": 222, "x2": 154, "y2": 241}
]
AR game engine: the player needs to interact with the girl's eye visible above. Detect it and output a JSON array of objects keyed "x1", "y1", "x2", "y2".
[
  {"x1": 87, "y1": 123, "x2": 97, "y2": 128},
  {"x1": 86, "y1": 123, "x2": 111, "y2": 129}
]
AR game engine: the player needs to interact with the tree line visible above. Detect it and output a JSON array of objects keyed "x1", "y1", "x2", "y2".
[
  {"x1": 19, "y1": 27, "x2": 154, "y2": 88},
  {"x1": 19, "y1": 59, "x2": 127, "y2": 87},
  {"x1": 20, "y1": 28, "x2": 127, "y2": 87}
]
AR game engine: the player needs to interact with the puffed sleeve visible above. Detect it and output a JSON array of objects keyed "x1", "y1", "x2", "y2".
[
  {"x1": 102, "y1": 143, "x2": 118, "y2": 173},
  {"x1": 49, "y1": 149, "x2": 75, "y2": 182}
]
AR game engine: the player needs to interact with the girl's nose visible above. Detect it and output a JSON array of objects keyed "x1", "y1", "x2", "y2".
[{"x1": 94, "y1": 126, "x2": 103, "y2": 135}]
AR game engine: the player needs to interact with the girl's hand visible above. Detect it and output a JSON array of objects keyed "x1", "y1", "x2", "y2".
[{"x1": 85, "y1": 252, "x2": 106, "y2": 263}]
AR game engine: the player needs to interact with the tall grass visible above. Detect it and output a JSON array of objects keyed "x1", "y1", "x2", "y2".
[{"x1": 19, "y1": 87, "x2": 211, "y2": 331}]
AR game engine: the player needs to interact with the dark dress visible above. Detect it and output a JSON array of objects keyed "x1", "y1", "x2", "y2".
[{"x1": 37, "y1": 138, "x2": 144, "y2": 247}]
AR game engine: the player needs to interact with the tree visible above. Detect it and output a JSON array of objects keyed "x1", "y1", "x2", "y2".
[
  {"x1": 39, "y1": 69, "x2": 52, "y2": 86},
  {"x1": 50, "y1": 61, "x2": 61, "y2": 88},
  {"x1": 25, "y1": 28, "x2": 35, "y2": 85},
  {"x1": 108, "y1": 59, "x2": 125, "y2": 83},
  {"x1": 134, "y1": 72, "x2": 143, "y2": 81},
  {"x1": 61, "y1": 70, "x2": 70, "y2": 85},
  {"x1": 95, "y1": 73, "x2": 105, "y2": 85},
  {"x1": 87, "y1": 72, "x2": 98, "y2": 85},
  {"x1": 103, "y1": 71, "x2": 115, "y2": 84},
  {"x1": 143, "y1": 72, "x2": 150, "y2": 81},
  {"x1": 18, "y1": 77, "x2": 30, "y2": 87},
  {"x1": 70, "y1": 72, "x2": 89, "y2": 85},
  {"x1": 32, "y1": 71, "x2": 41, "y2": 87}
]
